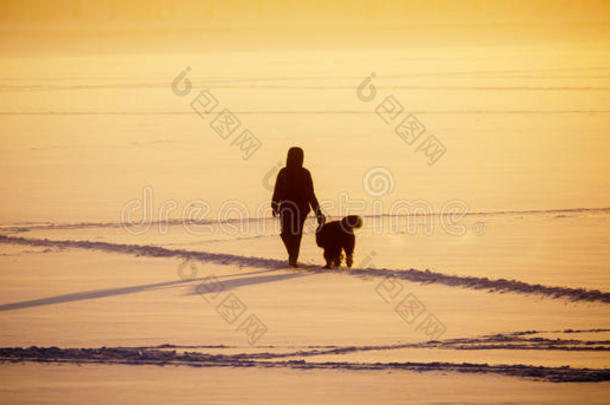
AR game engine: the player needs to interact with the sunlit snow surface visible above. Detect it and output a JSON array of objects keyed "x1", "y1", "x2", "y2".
[{"x1": 1, "y1": 211, "x2": 609, "y2": 400}]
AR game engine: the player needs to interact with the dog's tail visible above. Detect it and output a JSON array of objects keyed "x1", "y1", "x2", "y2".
[{"x1": 341, "y1": 215, "x2": 362, "y2": 230}]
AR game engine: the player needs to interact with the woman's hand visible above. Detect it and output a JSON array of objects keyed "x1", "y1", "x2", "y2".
[{"x1": 316, "y1": 211, "x2": 326, "y2": 225}]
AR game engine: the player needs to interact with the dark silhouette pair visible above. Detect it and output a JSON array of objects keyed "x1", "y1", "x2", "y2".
[{"x1": 272, "y1": 147, "x2": 361, "y2": 268}]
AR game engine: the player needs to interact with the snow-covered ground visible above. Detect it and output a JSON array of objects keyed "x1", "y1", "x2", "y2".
[
  {"x1": 2, "y1": 362, "x2": 607, "y2": 405},
  {"x1": 0, "y1": 211, "x2": 609, "y2": 402}
]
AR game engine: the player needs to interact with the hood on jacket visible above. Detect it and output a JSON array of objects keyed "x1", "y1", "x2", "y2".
[{"x1": 286, "y1": 147, "x2": 304, "y2": 169}]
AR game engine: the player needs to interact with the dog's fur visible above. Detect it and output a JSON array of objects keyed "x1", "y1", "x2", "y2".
[{"x1": 315, "y1": 215, "x2": 362, "y2": 269}]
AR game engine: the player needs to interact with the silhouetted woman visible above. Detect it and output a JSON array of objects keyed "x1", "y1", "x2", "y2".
[{"x1": 272, "y1": 147, "x2": 325, "y2": 267}]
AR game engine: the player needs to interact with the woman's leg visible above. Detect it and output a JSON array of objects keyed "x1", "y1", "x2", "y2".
[
  {"x1": 291, "y1": 215, "x2": 307, "y2": 264},
  {"x1": 279, "y1": 208, "x2": 294, "y2": 256},
  {"x1": 280, "y1": 204, "x2": 303, "y2": 266}
]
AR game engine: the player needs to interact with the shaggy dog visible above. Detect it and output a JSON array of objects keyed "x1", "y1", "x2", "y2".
[{"x1": 315, "y1": 215, "x2": 362, "y2": 269}]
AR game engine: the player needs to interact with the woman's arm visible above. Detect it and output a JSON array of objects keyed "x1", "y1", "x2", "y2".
[
  {"x1": 306, "y1": 170, "x2": 325, "y2": 223},
  {"x1": 271, "y1": 169, "x2": 284, "y2": 215}
]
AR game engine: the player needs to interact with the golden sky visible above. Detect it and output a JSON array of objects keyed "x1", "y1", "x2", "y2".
[
  {"x1": 0, "y1": 0, "x2": 609, "y2": 221},
  {"x1": 2, "y1": 0, "x2": 610, "y2": 27},
  {"x1": 2, "y1": 0, "x2": 609, "y2": 55}
]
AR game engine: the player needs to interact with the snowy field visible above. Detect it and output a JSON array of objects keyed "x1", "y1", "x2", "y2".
[{"x1": 1, "y1": 211, "x2": 609, "y2": 403}]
